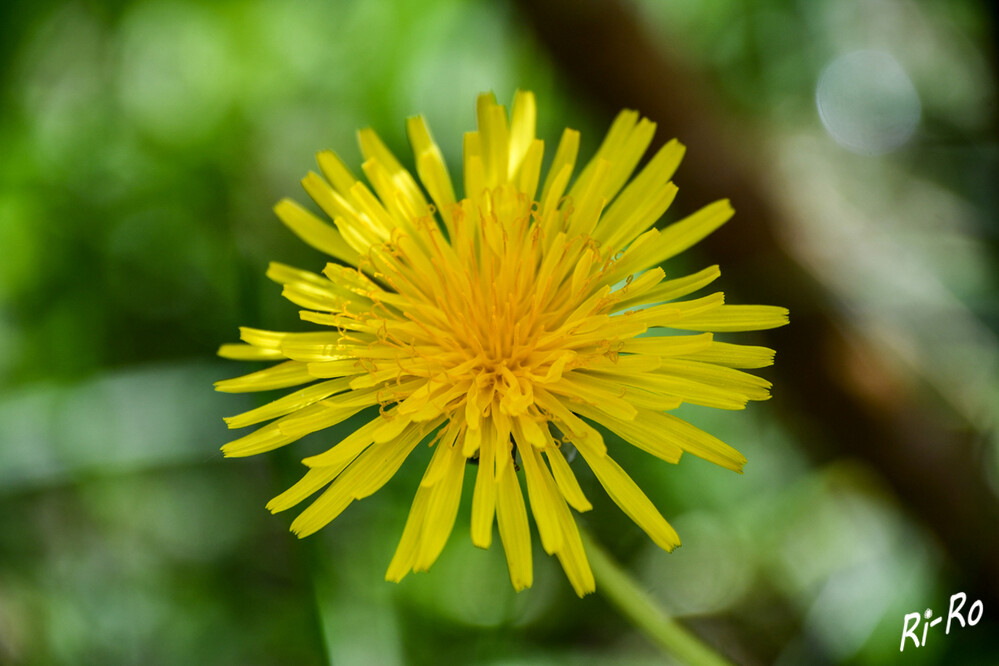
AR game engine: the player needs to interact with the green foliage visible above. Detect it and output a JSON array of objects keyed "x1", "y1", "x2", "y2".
[{"x1": 0, "y1": 0, "x2": 995, "y2": 663}]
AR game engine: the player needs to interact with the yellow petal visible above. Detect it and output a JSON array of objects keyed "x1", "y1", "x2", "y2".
[
  {"x1": 268, "y1": 463, "x2": 351, "y2": 514},
  {"x1": 352, "y1": 419, "x2": 443, "y2": 499},
  {"x1": 600, "y1": 182, "x2": 678, "y2": 255},
  {"x1": 273, "y1": 198, "x2": 360, "y2": 265},
  {"x1": 300, "y1": 413, "x2": 387, "y2": 467},
  {"x1": 415, "y1": 441, "x2": 466, "y2": 570},
  {"x1": 617, "y1": 332, "x2": 714, "y2": 357},
  {"x1": 533, "y1": 388, "x2": 606, "y2": 456},
  {"x1": 224, "y1": 377, "x2": 353, "y2": 429},
  {"x1": 385, "y1": 483, "x2": 432, "y2": 582},
  {"x1": 597, "y1": 138, "x2": 685, "y2": 246},
  {"x1": 668, "y1": 305, "x2": 790, "y2": 332},
  {"x1": 476, "y1": 93, "x2": 510, "y2": 187},
  {"x1": 517, "y1": 415, "x2": 548, "y2": 449},
  {"x1": 217, "y1": 343, "x2": 284, "y2": 361},
  {"x1": 357, "y1": 128, "x2": 429, "y2": 213},
  {"x1": 565, "y1": 158, "x2": 610, "y2": 238},
  {"x1": 463, "y1": 133, "x2": 485, "y2": 200},
  {"x1": 316, "y1": 149, "x2": 358, "y2": 196},
  {"x1": 682, "y1": 341, "x2": 776, "y2": 368},
  {"x1": 568, "y1": 109, "x2": 640, "y2": 204},
  {"x1": 495, "y1": 457, "x2": 533, "y2": 590},
  {"x1": 552, "y1": 508, "x2": 595, "y2": 597},
  {"x1": 214, "y1": 360, "x2": 313, "y2": 393},
  {"x1": 585, "y1": 364, "x2": 751, "y2": 411},
  {"x1": 546, "y1": 373, "x2": 639, "y2": 421},
  {"x1": 300, "y1": 172, "x2": 356, "y2": 221},
  {"x1": 470, "y1": 419, "x2": 496, "y2": 548},
  {"x1": 539, "y1": 128, "x2": 579, "y2": 212},
  {"x1": 514, "y1": 139, "x2": 543, "y2": 202},
  {"x1": 573, "y1": 443, "x2": 681, "y2": 552},
  {"x1": 407, "y1": 115, "x2": 457, "y2": 220},
  {"x1": 569, "y1": 401, "x2": 683, "y2": 464},
  {"x1": 508, "y1": 89, "x2": 537, "y2": 178},
  {"x1": 645, "y1": 199, "x2": 735, "y2": 267},
  {"x1": 614, "y1": 265, "x2": 721, "y2": 311},
  {"x1": 543, "y1": 444, "x2": 592, "y2": 513},
  {"x1": 601, "y1": 116, "x2": 657, "y2": 204},
  {"x1": 625, "y1": 292, "x2": 725, "y2": 328},
  {"x1": 517, "y1": 436, "x2": 563, "y2": 555},
  {"x1": 634, "y1": 408, "x2": 746, "y2": 472},
  {"x1": 305, "y1": 359, "x2": 367, "y2": 379},
  {"x1": 657, "y1": 358, "x2": 772, "y2": 402},
  {"x1": 290, "y1": 418, "x2": 441, "y2": 537}
]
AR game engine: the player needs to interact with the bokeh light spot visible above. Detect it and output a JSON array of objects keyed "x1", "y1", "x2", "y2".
[{"x1": 816, "y1": 50, "x2": 920, "y2": 155}]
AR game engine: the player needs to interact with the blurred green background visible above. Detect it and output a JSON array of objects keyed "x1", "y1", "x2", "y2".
[{"x1": 1, "y1": 0, "x2": 997, "y2": 663}]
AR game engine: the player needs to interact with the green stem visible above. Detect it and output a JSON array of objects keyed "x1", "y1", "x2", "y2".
[{"x1": 582, "y1": 530, "x2": 732, "y2": 666}]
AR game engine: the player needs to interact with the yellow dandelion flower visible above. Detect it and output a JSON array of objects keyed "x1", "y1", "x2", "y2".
[{"x1": 216, "y1": 91, "x2": 788, "y2": 596}]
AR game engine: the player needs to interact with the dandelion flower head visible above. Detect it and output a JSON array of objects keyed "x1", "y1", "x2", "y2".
[{"x1": 216, "y1": 91, "x2": 789, "y2": 596}]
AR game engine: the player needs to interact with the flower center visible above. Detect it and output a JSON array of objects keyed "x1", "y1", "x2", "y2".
[{"x1": 355, "y1": 184, "x2": 624, "y2": 425}]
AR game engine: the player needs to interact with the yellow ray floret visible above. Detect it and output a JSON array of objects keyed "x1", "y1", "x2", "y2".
[{"x1": 216, "y1": 91, "x2": 788, "y2": 596}]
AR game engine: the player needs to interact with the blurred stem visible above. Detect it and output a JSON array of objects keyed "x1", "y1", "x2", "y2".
[
  {"x1": 302, "y1": 537, "x2": 336, "y2": 666},
  {"x1": 276, "y1": 449, "x2": 336, "y2": 665},
  {"x1": 582, "y1": 530, "x2": 731, "y2": 666}
]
